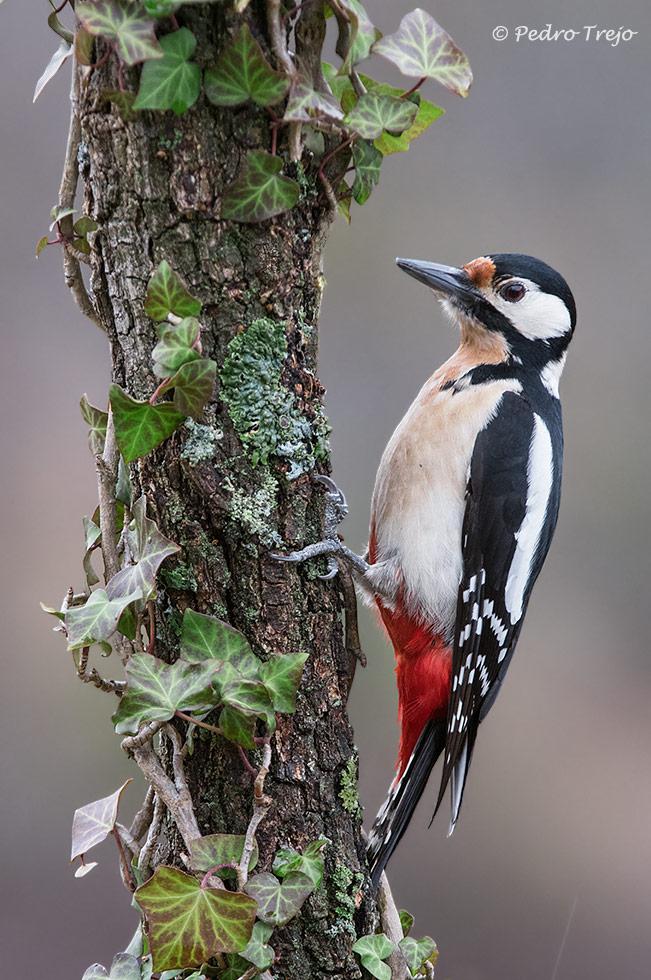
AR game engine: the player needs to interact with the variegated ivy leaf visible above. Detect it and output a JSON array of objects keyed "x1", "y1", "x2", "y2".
[
  {"x1": 152, "y1": 317, "x2": 201, "y2": 378},
  {"x1": 283, "y1": 76, "x2": 343, "y2": 124},
  {"x1": 204, "y1": 23, "x2": 289, "y2": 108},
  {"x1": 373, "y1": 8, "x2": 473, "y2": 97},
  {"x1": 240, "y1": 922, "x2": 275, "y2": 971},
  {"x1": 399, "y1": 935, "x2": 439, "y2": 975},
  {"x1": 106, "y1": 495, "x2": 180, "y2": 604},
  {"x1": 218, "y1": 675, "x2": 275, "y2": 731},
  {"x1": 134, "y1": 28, "x2": 201, "y2": 116},
  {"x1": 180, "y1": 609, "x2": 261, "y2": 678},
  {"x1": 345, "y1": 74, "x2": 444, "y2": 156},
  {"x1": 83, "y1": 516, "x2": 102, "y2": 588},
  {"x1": 65, "y1": 588, "x2": 142, "y2": 650},
  {"x1": 71, "y1": 778, "x2": 132, "y2": 862},
  {"x1": 33, "y1": 38, "x2": 72, "y2": 103},
  {"x1": 272, "y1": 838, "x2": 327, "y2": 888},
  {"x1": 112, "y1": 653, "x2": 219, "y2": 734},
  {"x1": 135, "y1": 866, "x2": 257, "y2": 970},
  {"x1": 345, "y1": 91, "x2": 418, "y2": 140},
  {"x1": 189, "y1": 833, "x2": 259, "y2": 880},
  {"x1": 399, "y1": 908, "x2": 414, "y2": 937},
  {"x1": 81, "y1": 954, "x2": 141, "y2": 980},
  {"x1": 109, "y1": 384, "x2": 185, "y2": 463},
  {"x1": 260, "y1": 651, "x2": 308, "y2": 714},
  {"x1": 218, "y1": 706, "x2": 256, "y2": 749},
  {"x1": 145, "y1": 260, "x2": 201, "y2": 321},
  {"x1": 351, "y1": 139, "x2": 382, "y2": 205},
  {"x1": 76, "y1": 1, "x2": 162, "y2": 67},
  {"x1": 329, "y1": 0, "x2": 380, "y2": 71},
  {"x1": 222, "y1": 151, "x2": 300, "y2": 223},
  {"x1": 244, "y1": 871, "x2": 314, "y2": 926},
  {"x1": 80, "y1": 394, "x2": 108, "y2": 454},
  {"x1": 171, "y1": 358, "x2": 217, "y2": 419},
  {"x1": 351, "y1": 934, "x2": 396, "y2": 980}
]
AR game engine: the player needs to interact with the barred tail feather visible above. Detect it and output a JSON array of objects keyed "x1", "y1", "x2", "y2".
[{"x1": 367, "y1": 719, "x2": 447, "y2": 887}]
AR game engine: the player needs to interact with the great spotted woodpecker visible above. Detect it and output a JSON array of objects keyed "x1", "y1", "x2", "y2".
[{"x1": 276, "y1": 253, "x2": 576, "y2": 886}]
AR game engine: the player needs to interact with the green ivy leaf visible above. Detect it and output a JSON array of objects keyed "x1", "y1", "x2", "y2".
[
  {"x1": 189, "y1": 834, "x2": 259, "y2": 880},
  {"x1": 66, "y1": 588, "x2": 142, "y2": 650},
  {"x1": 352, "y1": 934, "x2": 396, "y2": 980},
  {"x1": 76, "y1": 1, "x2": 162, "y2": 66},
  {"x1": 71, "y1": 779, "x2": 132, "y2": 862},
  {"x1": 143, "y1": 0, "x2": 180, "y2": 15},
  {"x1": 180, "y1": 609, "x2": 261, "y2": 678},
  {"x1": 110, "y1": 384, "x2": 185, "y2": 463},
  {"x1": 75, "y1": 26, "x2": 96, "y2": 67},
  {"x1": 260, "y1": 651, "x2": 308, "y2": 714},
  {"x1": 399, "y1": 935, "x2": 439, "y2": 975},
  {"x1": 244, "y1": 871, "x2": 314, "y2": 926},
  {"x1": 283, "y1": 75, "x2": 343, "y2": 124},
  {"x1": 171, "y1": 358, "x2": 217, "y2": 419},
  {"x1": 33, "y1": 38, "x2": 72, "y2": 103},
  {"x1": 152, "y1": 318, "x2": 201, "y2": 378},
  {"x1": 134, "y1": 28, "x2": 201, "y2": 116},
  {"x1": 375, "y1": 96, "x2": 443, "y2": 155},
  {"x1": 344, "y1": 91, "x2": 418, "y2": 140},
  {"x1": 351, "y1": 139, "x2": 382, "y2": 204},
  {"x1": 373, "y1": 8, "x2": 473, "y2": 97},
  {"x1": 80, "y1": 394, "x2": 108, "y2": 454},
  {"x1": 135, "y1": 866, "x2": 257, "y2": 971},
  {"x1": 112, "y1": 653, "x2": 219, "y2": 734},
  {"x1": 398, "y1": 908, "x2": 414, "y2": 937},
  {"x1": 81, "y1": 953, "x2": 141, "y2": 980},
  {"x1": 218, "y1": 706, "x2": 256, "y2": 749},
  {"x1": 272, "y1": 838, "x2": 327, "y2": 888},
  {"x1": 218, "y1": 675, "x2": 275, "y2": 731},
  {"x1": 329, "y1": 0, "x2": 380, "y2": 71},
  {"x1": 145, "y1": 260, "x2": 201, "y2": 321},
  {"x1": 222, "y1": 151, "x2": 300, "y2": 223},
  {"x1": 35, "y1": 235, "x2": 49, "y2": 258},
  {"x1": 204, "y1": 23, "x2": 289, "y2": 108},
  {"x1": 82, "y1": 516, "x2": 102, "y2": 588},
  {"x1": 106, "y1": 496, "x2": 180, "y2": 604},
  {"x1": 240, "y1": 921, "x2": 275, "y2": 971}
]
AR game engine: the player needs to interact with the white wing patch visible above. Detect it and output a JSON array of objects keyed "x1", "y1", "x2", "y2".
[{"x1": 504, "y1": 414, "x2": 554, "y2": 624}]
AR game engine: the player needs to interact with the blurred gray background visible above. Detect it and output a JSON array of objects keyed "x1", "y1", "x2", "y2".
[{"x1": 2, "y1": 1, "x2": 650, "y2": 978}]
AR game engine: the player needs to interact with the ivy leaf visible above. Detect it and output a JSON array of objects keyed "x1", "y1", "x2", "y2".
[
  {"x1": 222, "y1": 151, "x2": 300, "y2": 224},
  {"x1": 218, "y1": 706, "x2": 256, "y2": 749},
  {"x1": 145, "y1": 260, "x2": 201, "y2": 321},
  {"x1": 345, "y1": 92, "x2": 418, "y2": 140},
  {"x1": 152, "y1": 318, "x2": 201, "y2": 378},
  {"x1": 373, "y1": 8, "x2": 473, "y2": 97},
  {"x1": 241, "y1": 922, "x2": 275, "y2": 971},
  {"x1": 75, "y1": 26, "x2": 96, "y2": 66},
  {"x1": 283, "y1": 76, "x2": 343, "y2": 124},
  {"x1": 66, "y1": 588, "x2": 142, "y2": 650},
  {"x1": 272, "y1": 839, "x2": 327, "y2": 888},
  {"x1": 50, "y1": 205, "x2": 76, "y2": 231},
  {"x1": 180, "y1": 609, "x2": 261, "y2": 678},
  {"x1": 399, "y1": 936, "x2": 439, "y2": 975},
  {"x1": 135, "y1": 866, "x2": 257, "y2": 970},
  {"x1": 112, "y1": 653, "x2": 219, "y2": 734},
  {"x1": 71, "y1": 779, "x2": 132, "y2": 862},
  {"x1": 189, "y1": 834, "x2": 259, "y2": 880},
  {"x1": 204, "y1": 23, "x2": 289, "y2": 108},
  {"x1": 260, "y1": 652, "x2": 308, "y2": 714},
  {"x1": 171, "y1": 358, "x2": 217, "y2": 419},
  {"x1": 375, "y1": 96, "x2": 444, "y2": 155},
  {"x1": 219, "y1": 675, "x2": 275, "y2": 731},
  {"x1": 329, "y1": 0, "x2": 380, "y2": 71},
  {"x1": 80, "y1": 394, "x2": 108, "y2": 454},
  {"x1": 351, "y1": 139, "x2": 382, "y2": 205},
  {"x1": 143, "y1": 0, "x2": 181, "y2": 15},
  {"x1": 35, "y1": 235, "x2": 49, "y2": 258},
  {"x1": 106, "y1": 496, "x2": 180, "y2": 603},
  {"x1": 83, "y1": 516, "x2": 102, "y2": 588},
  {"x1": 82, "y1": 954, "x2": 141, "y2": 980},
  {"x1": 398, "y1": 909, "x2": 414, "y2": 937},
  {"x1": 109, "y1": 384, "x2": 185, "y2": 463},
  {"x1": 134, "y1": 28, "x2": 201, "y2": 116},
  {"x1": 76, "y1": 1, "x2": 162, "y2": 66},
  {"x1": 352, "y1": 934, "x2": 396, "y2": 980},
  {"x1": 244, "y1": 871, "x2": 314, "y2": 926},
  {"x1": 33, "y1": 38, "x2": 72, "y2": 103}
]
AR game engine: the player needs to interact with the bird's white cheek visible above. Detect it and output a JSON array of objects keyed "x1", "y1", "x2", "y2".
[{"x1": 496, "y1": 290, "x2": 571, "y2": 341}]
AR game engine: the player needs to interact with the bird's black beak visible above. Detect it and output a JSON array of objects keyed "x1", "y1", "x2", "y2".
[{"x1": 396, "y1": 258, "x2": 479, "y2": 304}]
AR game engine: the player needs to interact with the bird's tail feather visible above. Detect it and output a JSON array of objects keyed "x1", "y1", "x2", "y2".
[{"x1": 367, "y1": 718, "x2": 447, "y2": 888}]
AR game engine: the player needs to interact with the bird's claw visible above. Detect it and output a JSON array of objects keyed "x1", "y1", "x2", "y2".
[
  {"x1": 318, "y1": 557, "x2": 340, "y2": 580},
  {"x1": 314, "y1": 474, "x2": 349, "y2": 536}
]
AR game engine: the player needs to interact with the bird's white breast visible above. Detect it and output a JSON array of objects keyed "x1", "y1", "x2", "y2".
[{"x1": 371, "y1": 373, "x2": 521, "y2": 637}]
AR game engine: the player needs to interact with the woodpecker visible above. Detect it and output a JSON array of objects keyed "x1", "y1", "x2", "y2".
[{"x1": 276, "y1": 252, "x2": 576, "y2": 886}]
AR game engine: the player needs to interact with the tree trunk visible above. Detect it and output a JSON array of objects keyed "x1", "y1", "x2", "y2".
[{"x1": 78, "y1": 6, "x2": 380, "y2": 977}]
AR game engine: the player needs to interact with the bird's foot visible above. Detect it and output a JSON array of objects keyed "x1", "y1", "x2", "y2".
[{"x1": 314, "y1": 474, "x2": 349, "y2": 538}]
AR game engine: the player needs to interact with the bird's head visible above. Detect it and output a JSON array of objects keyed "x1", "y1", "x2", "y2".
[{"x1": 396, "y1": 253, "x2": 576, "y2": 370}]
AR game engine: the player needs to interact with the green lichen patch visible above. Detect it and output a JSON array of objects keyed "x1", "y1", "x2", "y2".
[
  {"x1": 326, "y1": 862, "x2": 364, "y2": 939},
  {"x1": 339, "y1": 755, "x2": 362, "y2": 818},
  {"x1": 220, "y1": 317, "x2": 329, "y2": 480},
  {"x1": 225, "y1": 471, "x2": 281, "y2": 548},
  {"x1": 180, "y1": 418, "x2": 223, "y2": 466},
  {"x1": 160, "y1": 562, "x2": 198, "y2": 592}
]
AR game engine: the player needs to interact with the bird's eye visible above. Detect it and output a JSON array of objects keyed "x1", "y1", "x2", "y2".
[{"x1": 499, "y1": 281, "x2": 526, "y2": 303}]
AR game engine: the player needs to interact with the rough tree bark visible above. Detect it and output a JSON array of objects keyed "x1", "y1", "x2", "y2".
[{"x1": 74, "y1": 5, "x2": 393, "y2": 977}]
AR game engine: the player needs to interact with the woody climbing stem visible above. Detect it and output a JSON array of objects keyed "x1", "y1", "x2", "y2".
[{"x1": 39, "y1": 2, "x2": 472, "y2": 977}]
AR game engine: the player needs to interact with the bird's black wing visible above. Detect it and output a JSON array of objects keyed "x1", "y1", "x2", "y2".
[{"x1": 434, "y1": 389, "x2": 561, "y2": 832}]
